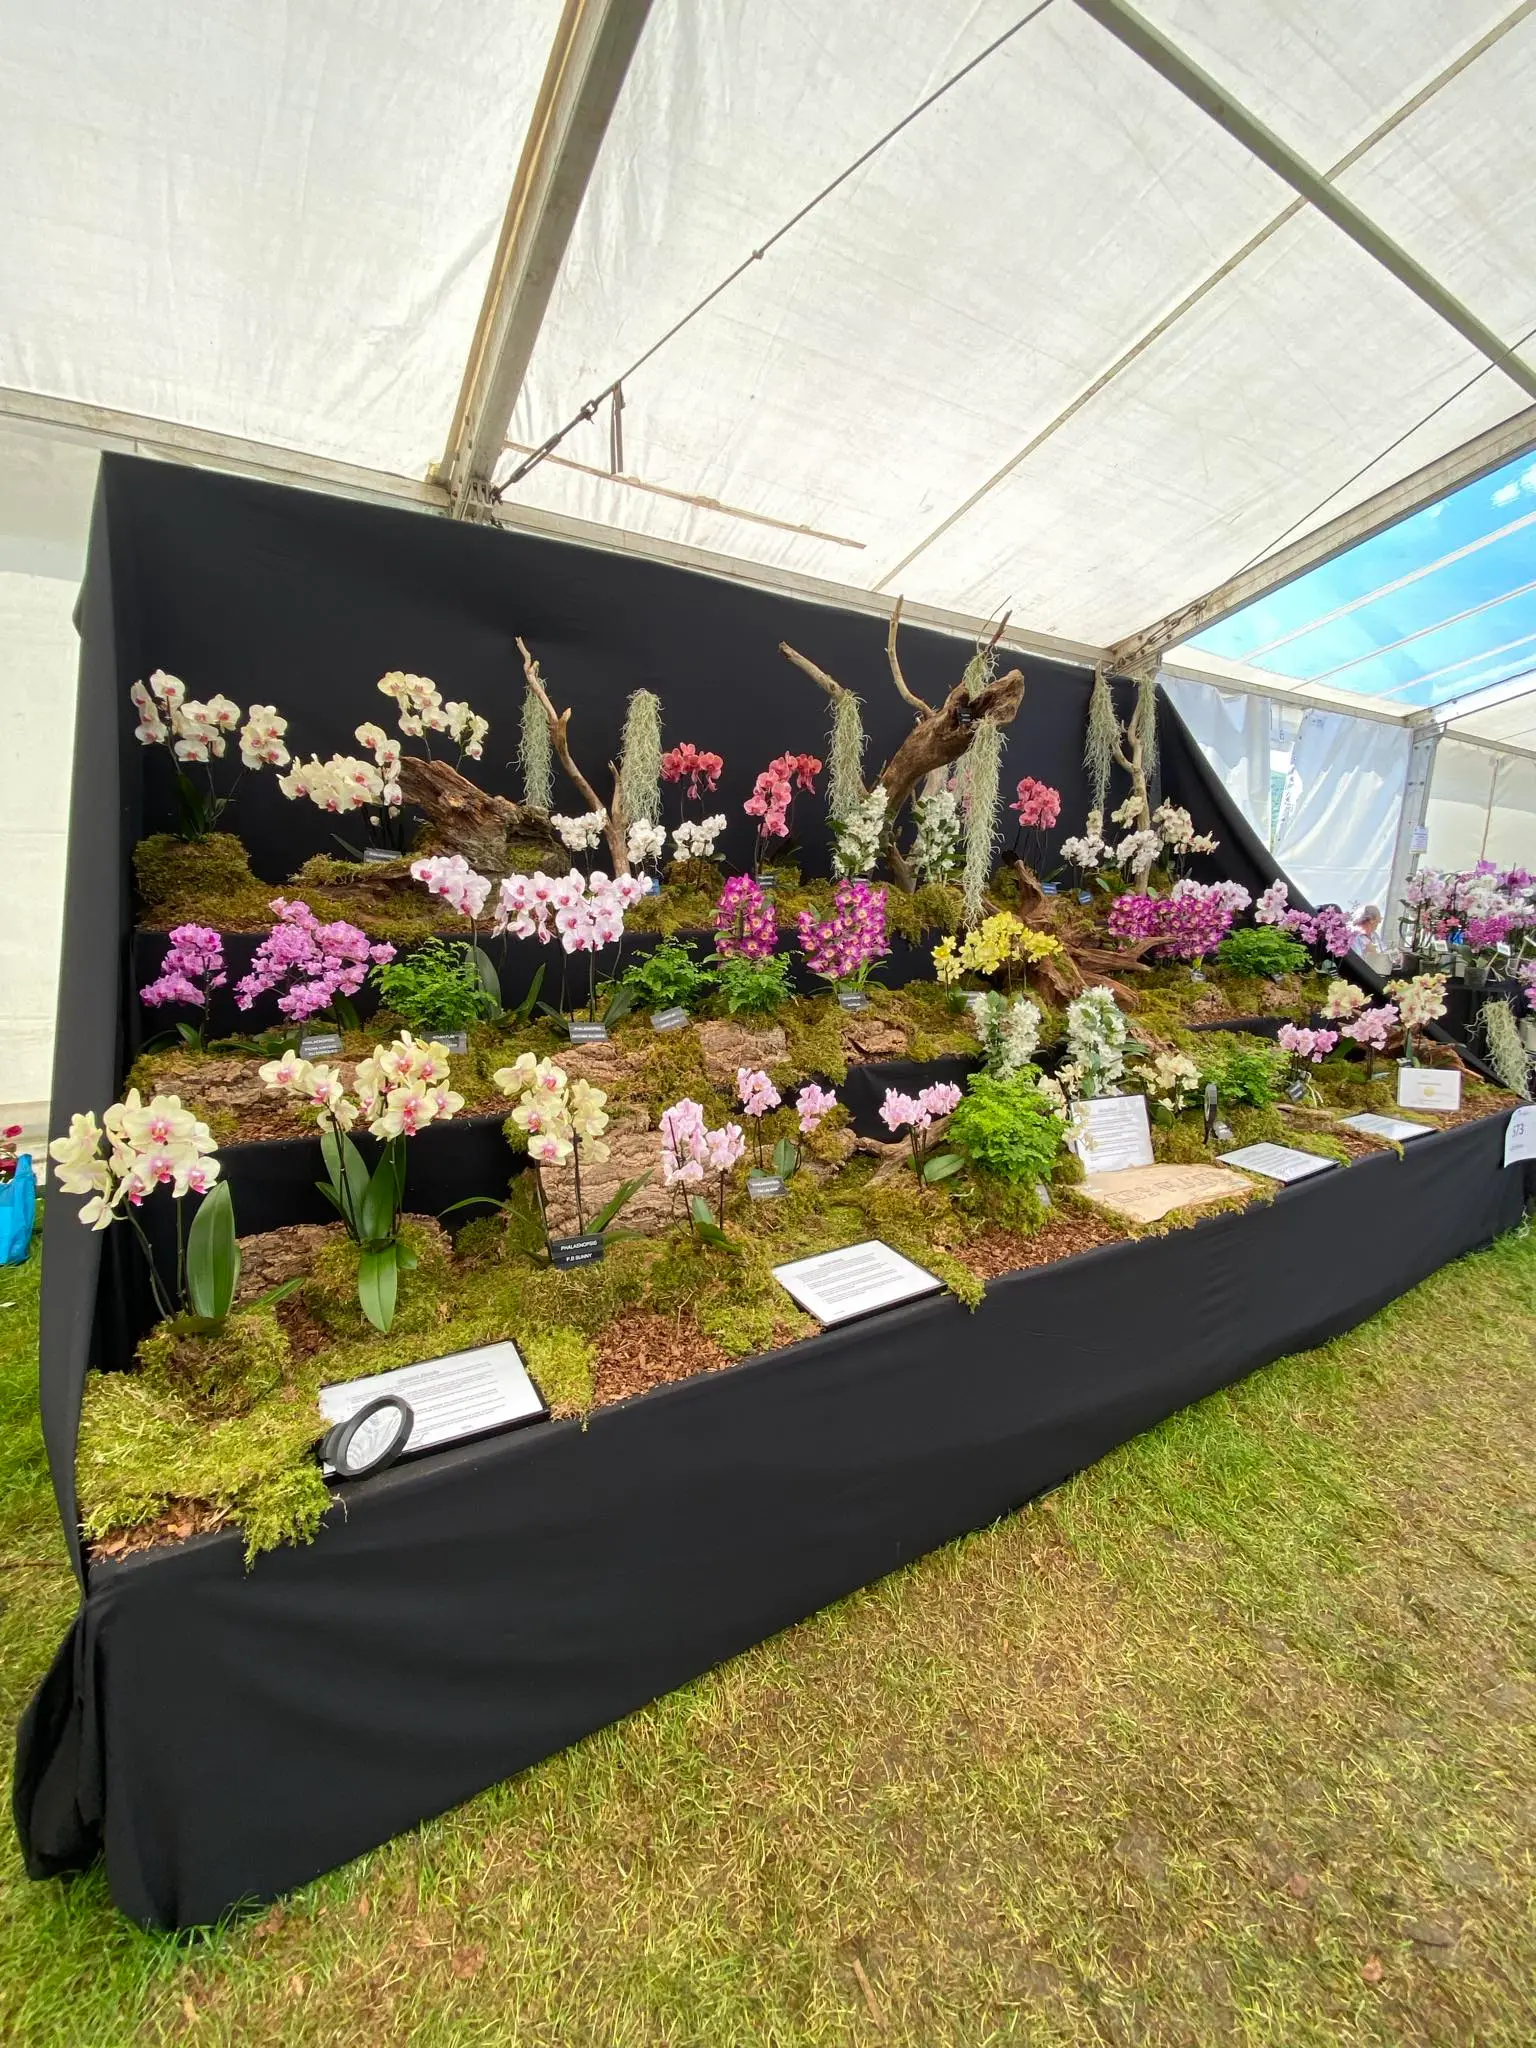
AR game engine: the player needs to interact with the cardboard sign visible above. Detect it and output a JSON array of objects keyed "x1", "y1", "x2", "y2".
[
  {"x1": 1219, "y1": 1142, "x2": 1337, "y2": 1184},
  {"x1": 651, "y1": 1007, "x2": 688, "y2": 1033},
  {"x1": 568, "y1": 1021, "x2": 609, "y2": 1044},
  {"x1": 772, "y1": 1240, "x2": 941, "y2": 1326},
  {"x1": 1396, "y1": 1066, "x2": 1461, "y2": 1112},
  {"x1": 318, "y1": 1340, "x2": 544, "y2": 1466},
  {"x1": 1069, "y1": 1094, "x2": 1154, "y2": 1175},
  {"x1": 549, "y1": 1232, "x2": 604, "y2": 1269},
  {"x1": 298, "y1": 1030, "x2": 343, "y2": 1060}
]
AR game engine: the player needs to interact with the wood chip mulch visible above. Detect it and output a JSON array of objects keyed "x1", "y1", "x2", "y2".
[
  {"x1": 91, "y1": 1501, "x2": 230, "y2": 1564},
  {"x1": 961, "y1": 1206, "x2": 1127, "y2": 1282},
  {"x1": 590, "y1": 1312, "x2": 733, "y2": 1407}
]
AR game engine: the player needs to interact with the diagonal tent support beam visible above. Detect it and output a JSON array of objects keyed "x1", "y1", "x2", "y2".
[
  {"x1": 439, "y1": 0, "x2": 654, "y2": 519},
  {"x1": 1071, "y1": 0, "x2": 1536, "y2": 406}
]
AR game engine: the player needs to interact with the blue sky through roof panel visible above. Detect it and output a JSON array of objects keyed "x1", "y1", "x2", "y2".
[{"x1": 1188, "y1": 448, "x2": 1536, "y2": 709}]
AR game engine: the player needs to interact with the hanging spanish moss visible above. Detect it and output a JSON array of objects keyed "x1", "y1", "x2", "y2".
[
  {"x1": 826, "y1": 689, "x2": 867, "y2": 824},
  {"x1": 1482, "y1": 998, "x2": 1532, "y2": 1099},
  {"x1": 960, "y1": 716, "x2": 1004, "y2": 925},
  {"x1": 617, "y1": 688, "x2": 664, "y2": 827},
  {"x1": 518, "y1": 686, "x2": 553, "y2": 812},
  {"x1": 960, "y1": 642, "x2": 996, "y2": 701},
  {"x1": 1085, "y1": 666, "x2": 1118, "y2": 816},
  {"x1": 1134, "y1": 670, "x2": 1159, "y2": 790}
]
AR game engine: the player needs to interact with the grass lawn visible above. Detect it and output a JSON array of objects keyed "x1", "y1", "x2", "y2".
[{"x1": 0, "y1": 1218, "x2": 1533, "y2": 2046}]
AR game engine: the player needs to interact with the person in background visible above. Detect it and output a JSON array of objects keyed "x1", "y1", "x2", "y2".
[{"x1": 1352, "y1": 903, "x2": 1391, "y2": 975}]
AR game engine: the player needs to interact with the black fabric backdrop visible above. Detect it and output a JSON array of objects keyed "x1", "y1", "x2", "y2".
[{"x1": 22, "y1": 455, "x2": 1525, "y2": 1931}]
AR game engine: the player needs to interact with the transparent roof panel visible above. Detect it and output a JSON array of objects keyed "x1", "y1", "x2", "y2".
[{"x1": 1186, "y1": 446, "x2": 1536, "y2": 709}]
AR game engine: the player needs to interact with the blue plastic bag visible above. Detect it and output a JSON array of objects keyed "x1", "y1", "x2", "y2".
[{"x1": 0, "y1": 1153, "x2": 37, "y2": 1264}]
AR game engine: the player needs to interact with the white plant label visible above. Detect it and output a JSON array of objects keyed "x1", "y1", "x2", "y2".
[
  {"x1": 1339, "y1": 1111, "x2": 1436, "y2": 1143},
  {"x1": 1505, "y1": 1104, "x2": 1536, "y2": 1167},
  {"x1": 772, "y1": 1240, "x2": 941, "y2": 1326},
  {"x1": 1396, "y1": 1067, "x2": 1461, "y2": 1112},
  {"x1": 1218, "y1": 1143, "x2": 1337, "y2": 1184},
  {"x1": 1069, "y1": 1094, "x2": 1154, "y2": 1175},
  {"x1": 318, "y1": 1340, "x2": 545, "y2": 1465}
]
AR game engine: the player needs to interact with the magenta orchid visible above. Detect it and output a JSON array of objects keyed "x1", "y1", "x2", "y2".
[
  {"x1": 234, "y1": 900, "x2": 394, "y2": 1025},
  {"x1": 713, "y1": 875, "x2": 779, "y2": 961},
  {"x1": 141, "y1": 925, "x2": 227, "y2": 1043},
  {"x1": 796, "y1": 880, "x2": 889, "y2": 989}
]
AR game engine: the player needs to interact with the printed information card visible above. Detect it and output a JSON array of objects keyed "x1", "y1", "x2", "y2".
[
  {"x1": 1339, "y1": 1111, "x2": 1436, "y2": 1143},
  {"x1": 651, "y1": 1007, "x2": 688, "y2": 1033},
  {"x1": 1069, "y1": 1094, "x2": 1154, "y2": 1175},
  {"x1": 297, "y1": 1030, "x2": 343, "y2": 1060},
  {"x1": 772, "y1": 1240, "x2": 942, "y2": 1326},
  {"x1": 318, "y1": 1340, "x2": 545, "y2": 1467},
  {"x1": 1505, "y1": 1103, "x2": 1536, "y2": 1168},
  {"x1": 1218, "y1": 1142, "x2": 1337, "y2": 1185},
  {"x1": 1395, "y1": 1066, "x2": 1462, "y2": 1112}
]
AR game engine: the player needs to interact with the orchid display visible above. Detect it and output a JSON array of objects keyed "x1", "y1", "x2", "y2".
[
  {"x1": 376, "y1": 672, "x2": 487, "y2": 760},
  {"x1": 911, "y1": 788, "x2": 962, "y2": 883},
  {"x1": 492, "y1": 867, "x2": 646, "y2": 1020},
  {"x1": 1276, "y1": 1022, "x2": 1340, "y2": 1102},
  {"x1": 932, "y1": 914, "x2": 1063, "y2": 989},
  {"x1": 736, "y1": 1066, "x2": 782, "y2": 1171},
  {"x1": 659, "y1": 1097, "x2": 746, "y2": 1235},
  {"x1": 879, "y1": 1081, "x2": 963, "y2": 1181},
  {"x1": 972, "y1": 992, "x2": 1043, "y2": 1080},
  {"x1": 1060, "y1": 987, "x2": 1128, "y2": 1099},
  {"x1": 1150, "y1": 801, "x2": 1218, "y2": 876},
  {"x1": 1340, "y1": 1003, "x2": 1399, "y2": 1079},
  {"x1": 234, "y1": 899, "x2": 395, "y2": 1026},
  {"x1": 49, "y1": 1091, "x2": 237, "y2": 1328},
  {"x1": 551, "y1": 808, "x2": 609, "y2": 855},
  {"x1": 1106, "y1": 879, "x2": 1247, "y2": 963},
  {"x1": 831, "y1": 784, "x2": 888, "y2": 878},
  {"x1": 1253, "y1": 879, "x2": 1354, "y2": 960},
  {"x1": 1386, "y1": 972, "x2": 1448, "y2": 1061},
  {"x1": 1400, "y1": 862, "x2": 1536, "y2": 970},
  {"x1": 744, "y1": 749, "x2": 821, "y2": 855},
  {"x1": 130, "y1": 671, "x2": 290, "y2": 837},
  {"x1": 411, "y1": 853, "x2": 492, "y2": 924},
  {"x1": 140, "y1": 925, "x2": 226, "y2": 1046},
  {"x1": 660, "y1": 743, "x2": 724, "y2": 803},
  {"x1": 277, "y1": 749, "x2": 402, "y2": 823},
  {"x1": 262, "y1": 1034, "x2": 462, "y2": 1330},
  {"x1": 494, "y1": 1053, "x2": 615, "y2": 1241},
  {"x1": 672, "y1": 814, "x2": 728, "y2": 864},
  {"x1": 1138, "y1": 1048, "x2": 1202, "y2": 1114},
  {"x1": 797, "y1": 880, "x2": 889, "y2": 991},
  {"x1": 713, "y1": 874, "x2": 778, "y2": 961},
  {"x1": 1060, "y1": 810, "x2": 1113, "y2": 877},
  {"x1": 1009, "y1": 776, "x2": 1061, "y2": 872},
  {"x1": 1321, "y1": 979, "x2": 1369, "y2": 1023},
  {"x1": 626, "y1": 818, "x2": 667, "y2": 870}
]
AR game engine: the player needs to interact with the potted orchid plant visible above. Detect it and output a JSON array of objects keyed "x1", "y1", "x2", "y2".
[
  {"x1": 139, "y1": 924, "x2": 227, "y2": 1052},
  {"x1": 659, "y1": 1099, "x2": 745, "y2": 1245},
  {"x1": 129, "y1": 672, "x2": 290, "y2": 839}
]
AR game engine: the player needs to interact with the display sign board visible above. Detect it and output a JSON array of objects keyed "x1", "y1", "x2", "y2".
[
  {"x1": 1505, "y1": 1104, "x2": 1536, "y2": 1167},
  {"x1": 549, "y1": 1233, "x2": 604, "y2": 1269},
  {"x1": 651, "y1": 1007, "x2": 688, "y2": 1033},
  {"x1": 1219, "y1": 1142, "x2": 1338, "y2": 1184},
  {"x1": 772, "y1": 1240, "x2": 941, "y2": 1326},
  {"x1": 362, "y1": 847, "x2": 402, "y2": 865},
  {"x1": 1396, "y1": 1066, "x2": 1461, "y2": 1112},
  {"x1": 1069, "y1": 1094, "x2": 1154, "y2": 1175},
  {"x1": 318, "y1": 1340, "x2": 545, "y2": 1467},
  {"x1": 568, "y1": 1021, "x2": 609, "y2": 1044},
  {"x1": 1339, "y1": 1111, "x2": 1436, "y2": 1143},
  {"x1": 297, "y1": 1030, "x2": 343, "y2": 1060}
]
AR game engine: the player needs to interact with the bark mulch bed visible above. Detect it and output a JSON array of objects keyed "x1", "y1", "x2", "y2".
[
  {"x1": 960, "y1": 1205, "x2": 1127, "y2": 1282},
  {"x1": 590, "y1": 1312, "x2": 734, "y2": 1407}
]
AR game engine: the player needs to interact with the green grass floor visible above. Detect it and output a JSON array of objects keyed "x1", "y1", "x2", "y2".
[{"x1": 0, "y1": 1220, "x2": 1533, "y2": 2046}]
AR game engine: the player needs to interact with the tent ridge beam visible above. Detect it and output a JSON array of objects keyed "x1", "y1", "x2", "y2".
[
  {"x1": 1071, "y1": 0, "x2": 1536, "y2": 405},
  {"x1": 440, "y1": 0, "x2": 653, "y2": 516}
]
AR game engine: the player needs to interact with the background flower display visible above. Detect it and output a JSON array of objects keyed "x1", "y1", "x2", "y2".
[
  {"x1": 130, "y1": 671, "x2": 289, "y2": 837},
  {"x1": 797, "y1": 881, "x2": 889, "y2": 992},
  {"x1": 1254, "y1": 880, "x2": 1355, "y2": 961},
  {"x1": 234, "y1": 899, "x2": 395, "y2": 1026}
]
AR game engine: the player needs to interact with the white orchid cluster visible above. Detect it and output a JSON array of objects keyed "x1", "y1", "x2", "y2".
[
  {"x1": 626, "y1": 818, "x2": 667, "y2": 868},
  {"x1": 1138, "y1": 1047, "x2": 1202, "y2": 1113},
  {"x1": 1152, "y1": 801, "x2": 1218, "y2": 859},
  {"x1": 832, "y1": 784, "x2": 889, "y2": 879},
  {"x1": 973, "y1": 991, "x2": 1043, "y2": 1080},
  {"x1": 1060, "y1": 985, "x2": 1128, "y2": 1099},
  {"x1": 377, "y1": 672, "x2": 487, "y2": 758},
  {"x1": 492, "y1": 867, "x2": 647, "y2": 952},
  {"x1": 279, "y1": 717, "x2": 409, "y2": 814},
  {"x1": 494, "y1": 1054, "x2": 610, "y2": 1168},
  {"x1": 1386, "y1": 972, "x2": 1448, "y2": 1033},
  {"x1": 1061, "y1": 809, "x2": 1112, "y2": 874},
  {"x1": 50, "y1": 1091, "x2": 221, "y2": 1231},
  {"x1": 552, "y1": 808, "x2": 609, "y2": 852},
  {"x1": 671, "y1": 814, "x2": 728, "y2": 862},
  {"x1": 261, "y1": 1033, "x2": 463, "y2": 1142},
  {"x1": 911, "y1": 788, "x2": 962, "y2": 883},
  {"x1": 129, "y1": 671, "x2": 290, "y2": 771}
]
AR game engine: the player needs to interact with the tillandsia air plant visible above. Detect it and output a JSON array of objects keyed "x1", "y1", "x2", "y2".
[
  {"x1": 235, "y1": 899, "x2": 396, "y2": 1030},
  {"x1": 262, "y1": 1036, "x2": 463, "y2": 1332},
  {"x1": 1386, "y1": 972, "x2": 1448, "y2": 1063},
  {"x1": 932, "y1": 913, "x2": 1064, "y2": 993},
  {"x1": 130, "y1": 671, "x2": 290, "y2": 839},
  {"x1": 659, "y1": 1098, "x2": 746, "y2": 1244},
  {"x1": 1008, "y1": 776, "x2": 1061, "y2": 876},
  {"x1": 139, "y1": 925, "x2": 227, "y2": 1050},
  {"x1": 47, "y1": 1092, "x2": 257, "y2": 1334},
  {"x1": 744, "y1": 750, "x2": 821, "y2": 870},
  {"x1": 1275, "y1": 1023, "x2": 1340, "y2": 1104},
  {"x1": 879, "y1": 1082, "x2": 964, "y2": 1183},
  {"x1": 796, "y1": 880, "x2": 889, "y2": 995},
  {"x1": 491, "y1": 868, "x2": 647, "y2": 1024}
]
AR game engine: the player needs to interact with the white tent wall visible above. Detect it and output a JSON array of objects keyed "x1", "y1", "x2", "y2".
[
  {"x1": 1426, "y1": 734, "x2": 1536, "y2": 868},
  {"x1": 0, "y1": 426, "x2": 97, "y2": 1133},
  {"x1": 1162, "y1": 674, "x2": 1272, "y2": 839}
]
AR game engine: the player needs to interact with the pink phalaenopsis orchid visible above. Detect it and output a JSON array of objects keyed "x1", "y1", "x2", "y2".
[
  {"x1": 411, "y1": 854, "x2": 491, "y2": 924},
  {"x1": 660, "y1": 743, "x2": 724, "y2": 802},
  {"x1": 140, "y1": 925, "x2": 226, "y2": 1024},
  {"x1": 661, "y1": 1098, "x2": 745, "y2": 1229},
  {"x1": 879, "y1": 1080, "x2": 962, "y2": 1177},
  {"x1": 1010, "y1": 778, "x2": 1061, "y2": 830},
  {"x1": 234, "y1": 899, "x2": 394, "y2": 1023},
  {"x1": 744, "y1": 751, "x2": 821, "y2": 844}
]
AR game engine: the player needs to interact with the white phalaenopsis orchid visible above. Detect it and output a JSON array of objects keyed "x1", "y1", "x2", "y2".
[
  {"x1": 551, "y1": 808, "x2": 609, "y2": 853},
  {"x1": 671, "y1": 815, "x2": 727, "y2": 862},
  {"x1": 626, "y1": 818, "x2": 667, "y2": 869},
  {"x1": 49, "y1": 1091, "x2": 221, "y2": 1232}
]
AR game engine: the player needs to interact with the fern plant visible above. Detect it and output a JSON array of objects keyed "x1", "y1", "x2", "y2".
[
  {"x1": 947, "y1": 1072, "x2": 1065, "y2": 1184},
  {"x1": 374, "y1": 940, "x2": 498, "y2": 1035},
  {"x1": 1214, "y1": 927, "x2": 1311, "y2": 979},
  {"x1": 620, "y1": 942, "x2": 715, "y2": 1014}
]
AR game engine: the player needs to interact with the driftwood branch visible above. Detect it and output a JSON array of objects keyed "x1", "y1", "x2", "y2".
[
  {"x1": 517, "y1": 636, "x2": 630, "y2": 872},
  {"x1": 779, "y1": 640, "x2": 850, "y2": 703},
  {"x1": 885, "y1": 597, "x2": 933, "y2": 717},
  {"x1": 397, "y1": 755, "x2": 556, "y2": 873}
]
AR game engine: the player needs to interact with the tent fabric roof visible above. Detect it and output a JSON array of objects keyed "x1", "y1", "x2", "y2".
[{"x1": 3, "y1": 0, "x2": 1535, "y2": 659}]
